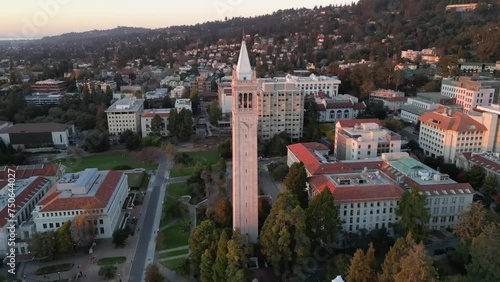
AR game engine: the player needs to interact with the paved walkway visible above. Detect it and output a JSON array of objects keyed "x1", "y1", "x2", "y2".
[{"x1": 157, "y1": 245, "x2": 189, "y2": 255}]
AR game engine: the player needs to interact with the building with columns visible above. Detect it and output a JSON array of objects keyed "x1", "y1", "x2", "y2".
[{"x1": 231, "y1": 40, "x2": 259, "y2": 243}]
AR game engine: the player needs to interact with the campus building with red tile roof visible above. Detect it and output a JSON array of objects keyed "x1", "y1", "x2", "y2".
[
  {"x1": 0, "y1": 177, "x2": 52, "y2": 256},
  {"x1": 32, "y1": 168, "x2": 129, "y2": 239},
  {"x1": 287, "y1": 142, "x2": 475, "y2": 236}
]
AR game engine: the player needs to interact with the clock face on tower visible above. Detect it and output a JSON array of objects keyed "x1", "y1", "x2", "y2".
[{"x1": 241, "y1": 119, "x2": 253, "y2": 129}]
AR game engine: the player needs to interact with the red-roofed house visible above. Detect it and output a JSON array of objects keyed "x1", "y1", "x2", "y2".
[
  {"x1": 418, "y1": 108, "x2": 487, "y2": 163},
  {"x1": 32, "y1": 168, "x2": 129, "y2": 239},
  {"x1": 0, "y1": 177, "x2": 52, "y2": 256},
  {"x1": 141, "y1": 109, "x2": 171, "y2": 138}
]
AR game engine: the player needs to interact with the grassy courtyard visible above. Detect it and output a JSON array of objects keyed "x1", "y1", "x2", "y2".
[
  {"x1": 158, "y1": 248, "x2": 189, "y2": 259},
  {"x1": 170, "y1": 150, "x2": 220, "y2": 177},
  {"x1": 157, "y1": 220, "x2": 190, "y2": 251},
  {"x1": 168, "y1": 183, "x2": 189, "y2": 198},
  {"x1": 57, "y1": 151, "x2": 158, "y2": 172},
  {"x1": 97, "y1": 256, "x2": 126, "y2": 266},
  {"x1": 35, "y1": 263, "x2": 74, "y2": 275},
  {"x1": 160, "y1": 258, "x2": 187, "y2": 270}
]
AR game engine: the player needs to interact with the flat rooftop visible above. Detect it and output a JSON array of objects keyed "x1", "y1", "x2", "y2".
[{"x1": 105, "y1": 98, "x2": 144, "y2": 113}]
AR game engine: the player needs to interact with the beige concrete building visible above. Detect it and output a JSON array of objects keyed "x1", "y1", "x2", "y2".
[
  {"x1": 257, "y1": 79, "x2": 304, "y2": 141},
  {"x1": 369, "y1": 89, "x2": 407, "y2": 111},
  {"x1": 106, "y1": 98, "x2": 145, "y2": 136},
  {"x1": 334, "y1": 119, "x2": 402, "y2": 160},
  {"x1": 141, "y1": 109, "x2": 170, "y2": 138},
  {"x1": 418, "y1": 108, "x2": 486, "y2": 163},
  {"x1": 232, "y1": 40, "x2": 259, "y2": 243},
  {"x1": 441, "y1": 77, "x2": 495, "y2": 113},
  {"x1": 285, "y1": 74, "x2": 341, "y2": 97}
]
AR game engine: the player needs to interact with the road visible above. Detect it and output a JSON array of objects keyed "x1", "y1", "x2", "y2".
[
  {"x1": 129, "y1": 152, "x2": 167, "y2": 282},
  {"x1": 400, "y1": 126, "x2": 419, "y2": 142},
  {"x1": 259, "y1": 158, "x2": 285, "y2": 204},
  {"x1": 426, "y1": 237, "x2": 459, "y2": 257}
]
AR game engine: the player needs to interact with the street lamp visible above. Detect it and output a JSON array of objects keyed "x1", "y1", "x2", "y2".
[{"x1": 58, "y1": 271, "x2": 61, "y2": 281}]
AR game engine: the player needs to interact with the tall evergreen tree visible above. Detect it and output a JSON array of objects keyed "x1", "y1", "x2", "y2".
[
  {"x1": 394, "y1": 242, "x2": 436, "y2": 282},
  {"x1": 347, "y1": 243, "x2": 376, "y2": 282},
  {"x1": 260, "y1": 192, "x2": 310, "y2": 279},
  {"x1": 306, "y1": 187, "x2": 341, "y2": 250},
  {"x1": 394, "y1": 186, "x2": 430, "y2": 242},
  {"x1": 200, "y1": 249, "x2": 215, "y2": 282},
  {"x1": 189, "y1": 220, "x2": 218, "y2": 269},
  {"x1": 150, "y1": 114, "x2": 164, "y2": 136},
  {"x1": 213, "y1": 229, "x2": 231, "y2": 282},
  {"x1": 379, "y1": 233, "x2": 415, "y2": 282},
  {"x1": 453, "y1": 201, "x2": 487, "y2": 242},
  {"x1": 467, "y1": 223, "x2": 500, "y2": 282},
  {"x1": 283, "y1": 162, "x2": 309, "y2": 209}
]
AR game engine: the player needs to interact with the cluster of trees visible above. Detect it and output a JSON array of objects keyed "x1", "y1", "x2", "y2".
[
  {"x1": 167, "y1": 108, "x2": 193, "y2": 142},
  {"x1": 30, "y1": 211, "x2": 98, "y2": 260},
  {"x1": 190, "y1": 224, "x2": 252, "y2": 282},
  {"x1": 144, "y1": 264, "x2": 165, "y2": 282},
  {"x1": 0, "y1": 138, "x2": 25, "y2": 165}
]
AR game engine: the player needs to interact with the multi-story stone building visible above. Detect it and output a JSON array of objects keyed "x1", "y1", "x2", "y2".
[
  {"x1": 106, "y1": 98, "x2": 145, "y2": 136},
  {"x1": 141, "y1": 109, "x2": 170, "y2": 138},
  {"x1": 315, "y1": 95, "x2": 366, "y2": 123},
  {"x1": 285, "y1": 74, "x2": 341, "y2": 97},
  {"x1": 287, "y1": 143, "x2": 475, "y2": 244},
  {"x1": 441, "y1": 77, "x2": 495, "y2": 113},
  {"x1": 418, "y1": 108, "x2": 487, "y2": 162},
  {"x1": 257, "y1": 79, "x2": 304, "y2": 141},
  {"x1": 33, "y1": 168, "x2": 129, "y2": 239},
  {"x1": 334, "y1": 119, "x2": 402, "y2": 160},
  {"x1": 0, "y1": 177, "x2": 52, "y2": 256},
  {"x1": 369, "y1": 89, "x2": 407, "y2": 111},
  {"x1": 400, "y1": 92, "x2": 456, "y2": 123},
  {"x1": 31, "y1": 79, "x2": 66, "y2": 93}
]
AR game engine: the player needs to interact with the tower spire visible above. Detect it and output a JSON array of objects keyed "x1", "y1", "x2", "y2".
[{"x1": 236, "y1": 40, "x2": 252, "y2": 80}]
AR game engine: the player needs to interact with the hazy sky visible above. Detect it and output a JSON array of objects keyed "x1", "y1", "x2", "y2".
[{"x1": 1, "y1": 0, "x2": 353, "y2": 39}]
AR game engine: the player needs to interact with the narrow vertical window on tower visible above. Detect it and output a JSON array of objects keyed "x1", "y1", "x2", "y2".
[
  {"x1": 239, "y1": 93, "x2": 243, "y2": 108},
  {"x1": 244, "y1": 93, "x2": 248, "y2": 108},
  {"x1": 248, "y1": 93, "x2": 252, "y2": 108}
]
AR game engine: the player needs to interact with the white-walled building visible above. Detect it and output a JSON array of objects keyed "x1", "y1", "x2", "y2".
[
  {"x1": 334, "y1": 119, "x2": 402, "y2": 160},
  {"x1": 382, "y1": 154, "x2": 474, "y2": 230},
  {"x1": 106, "y1": 98, "x2": 145, "y2": 136},
  {"x1": 315, "y1": 95, "x2": 366, "y2": 123},
  {"x1": 33, "y1": 168, "x2": 128, "y2": 239},
  {"x1": 287, "y1": 143, "x2": 475, "y2": 242},
  {"x1": 170, "y1": 86, "x2": 186, "y2": 98},
  {"x1": 257, "y1": 79, "x2": 304, "y2": 141},
  {"x1": 141, "y1": 109, "x2": 170, "y2": 138},
  {"x1": 218, "y1": 86, "x2": 233, "y2": 114},
  {"x1": 100, "y1": 81, "x2": 117, "y2": 91},
  {"x1": 174, "y1": 99, "x2": 192, "y2": 112},
  {"x1": 418, "y1": 108, "x2": 486, "y2": 163},
  {"x1": 0, "y1": 123, "x2": 75, "y2": 150},
  {"x1": 0, "y1": 177, "x2": 52, "y2": 256},
  {"x1": 441, "y1": 77, "x2": 495, "y2": 113},
  {"x1": 400, "y1": 92, "x2": 455, "y2": 123},
  {"x1": 285, "y1": 74, "x2": 340, "y2": 97},
  {"x1": 144, "y1": 88, "x2": 169, "y2": 99},
  {"x1": 369, "y1": 89, "x2": 407, "y2": 111}
]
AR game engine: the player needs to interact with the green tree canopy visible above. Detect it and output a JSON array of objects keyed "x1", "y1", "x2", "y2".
[
  {"x1": 260, "y1": 192, "x2": 310, "y2": 279},
  {"x1": 306, "y1": 187, "x2": 341, "y2": 250},
  {"x1": 481, "y1": 174, "x2": 498, "y2": 195},
  {"x1": 56, "y1": 220, "x2": 74, "y2": 255},
  {"x1": 212, "y1": 229, "x2": 231, "y2": 282},
  {"x1": 464, "y1": 165, "x2": 486, "y2": 190},
  {"x1": 467, "y1": 223, "x2": 500, "y2": 282},
  {"x1": 283, "y1": 162, "x2": 309, "y2": 209},
  {"x1": 214, "y1": 198, "x2": 232, "y2": 228},
  {"x1": 200, "y1": 249, "x2": 215, "y2": 282},
  {"x1": 394, "y1": 186, "x2": 430, "y2": 242},
  {"x1": 189, "y1": 219, "x2": 218, "y2": 269},
  {"x1": 209, "y1": 100, "x2": 222, "y2": 125},
  {"x1": 150, "y1": 114, "x2": 164, "y2": 136},
  {"x1": 144, "y1": 263, "x2": 164, "y2": 282}
]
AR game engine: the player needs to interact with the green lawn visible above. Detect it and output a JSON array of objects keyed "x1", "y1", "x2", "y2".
[
  {"x1": 168, "y1": 183, "x2": 188, "y2": 198},
  {"x1": 160, "y1": 258, "x2": 186, "y2": 270},
  {"x1": 185, "y1": 150, "x2": 220, "y2": 165},
  {"x1": 97, "y1": 256, "x2": 126, "y2": 266},
  {"x1": 170, "y1": 150, "x2": 221, "y2": 177},
  {"x1": 170, "y1": 167, "x2": 194, "y2": 178},
  {"x1": 157, "y1": 221, "x2": 190, "y2": 251},
  {"x1": 158, "y1": 249, "x2": 189, "y2": 259},
  {"x1": 35, "y1": 263, "x2": 74, "y2": 275},
  {"x1": 127, "y1": 172, "x2": 145, "y2": 187},
  {"x1": 56, "y1": 152, "x2": 158, "y2": 172}
]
